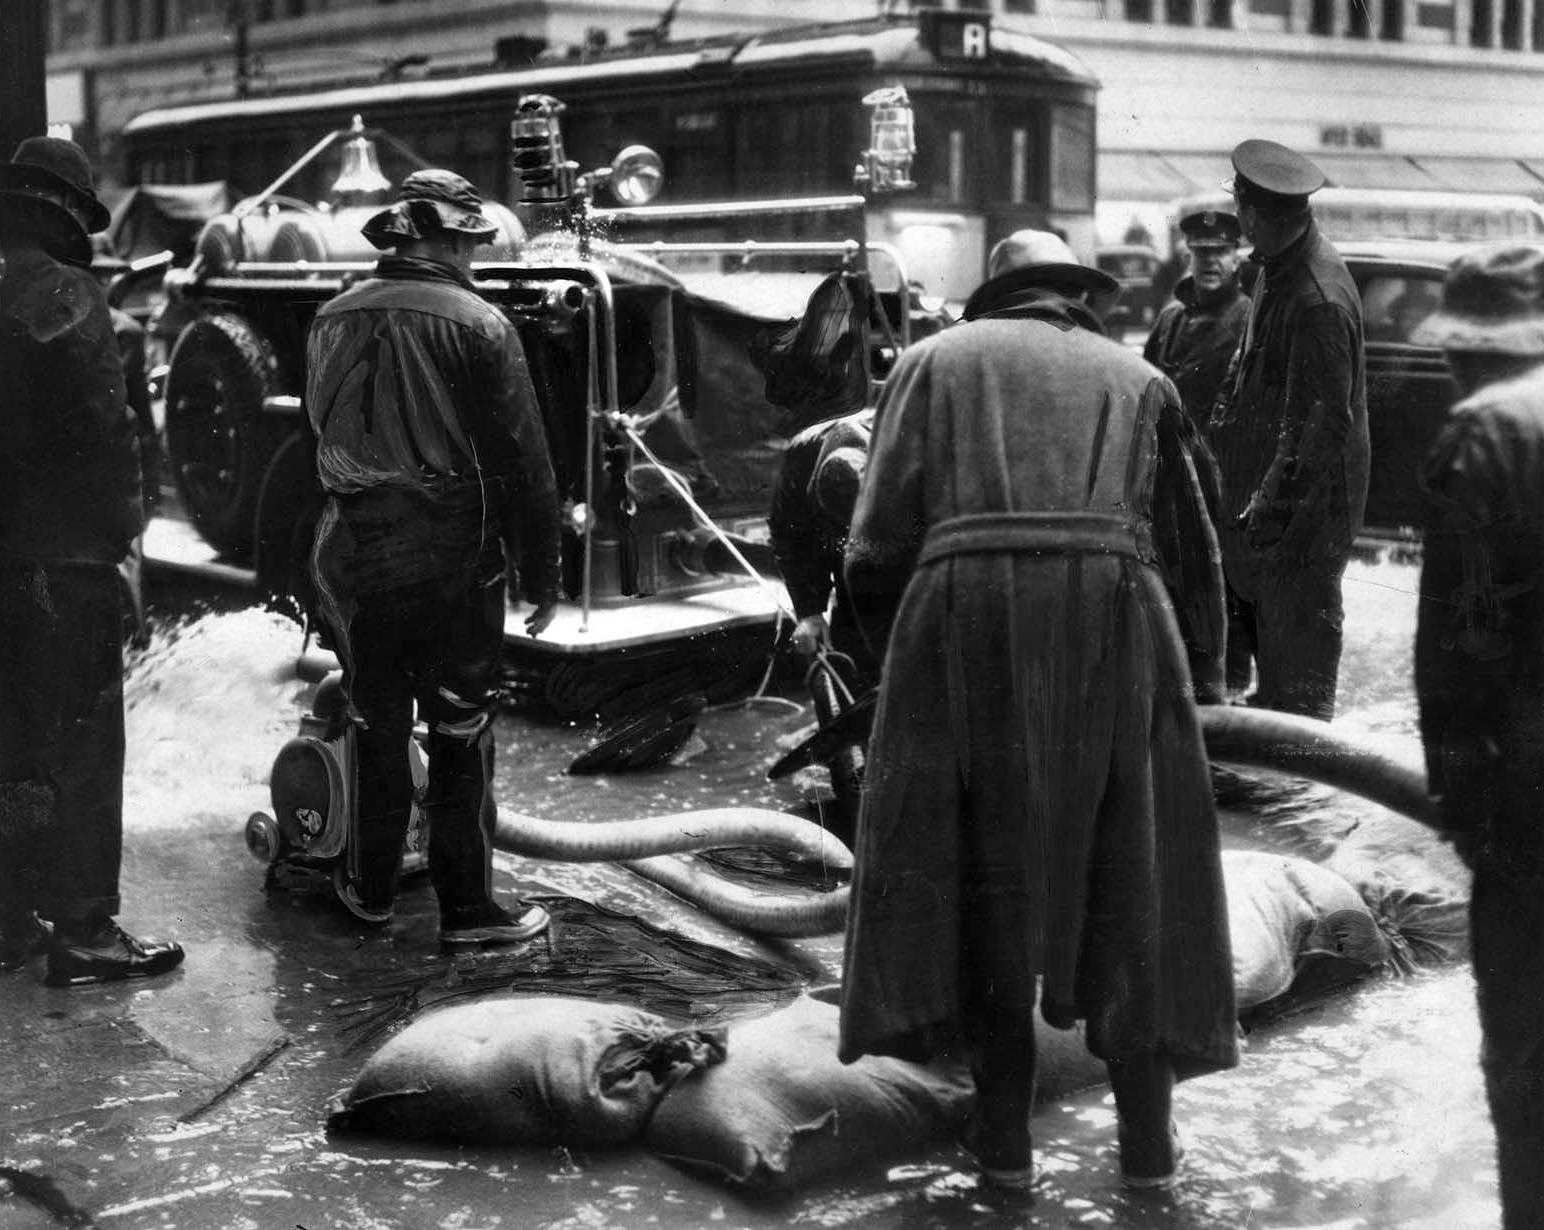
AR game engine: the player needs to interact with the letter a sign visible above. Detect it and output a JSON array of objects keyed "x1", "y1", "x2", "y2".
[{"x1": 921, "y1": 11, "x2": 993, "y2": 61}]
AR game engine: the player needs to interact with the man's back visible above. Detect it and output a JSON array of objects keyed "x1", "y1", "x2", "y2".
[
  {"x1": 0, "y1": 241, "x2": 141, "y2": 563},
  {"x1": 307, "y1": 261, "x2": 519, "y2": 496},
  {"x1": 882, "y1": 314, "x2": 1168, "y2": 520}
]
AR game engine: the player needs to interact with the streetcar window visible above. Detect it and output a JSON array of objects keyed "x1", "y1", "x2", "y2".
[
  {"x1": 989, "y1": 102, "x2": 1046, "y2": 206},
  {"x1": 737, "y1": 100, "x2": 843, "y2": 197},
  {"x1": 1011, "y1": 129, "x2": 1030, "y2": 204},
  {"x1": 910, "y1": 100, "x2": 976, "y2": 205},
  {"x1": 668, "y1": 108, "x2": 732, "y2": 200},
  {"x1": 1050, "y1": 104, "x2": 1094, "y2": 213}
]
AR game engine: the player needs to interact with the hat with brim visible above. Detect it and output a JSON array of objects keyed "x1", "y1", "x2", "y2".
[
  {"x1": 0, "y1": 136, "x2": 111, "y2": 233},
  {"x1": 1412, "y1": 243, "x2": 1544, "y2": 356},
  {"x1": 964, "y1": 229, "x2": 1117, "y2": 319},
  {"x1": 360, "y1": 168, "x2": 498, "y2": 251},
  {"x1": 0, "y1": 190, "x2": 93, "y2": 265}
]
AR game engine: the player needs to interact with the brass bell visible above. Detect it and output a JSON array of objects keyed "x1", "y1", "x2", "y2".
[{"x1": 331, "y1": 115, "x2": 392, "y2": 198}]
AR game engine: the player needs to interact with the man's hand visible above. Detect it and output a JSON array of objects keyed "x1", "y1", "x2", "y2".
[
  {"x1": 790, "y1": 614, "x2": 831, "y2": 658},
  {"x1": 524, "y1": 600, "x2": 558, "y2": 638}
]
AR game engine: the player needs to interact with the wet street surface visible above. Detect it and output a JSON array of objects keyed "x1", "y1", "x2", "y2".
[{"x1": 0, "y1": 551, "x2": 1500, "y2": 1228}]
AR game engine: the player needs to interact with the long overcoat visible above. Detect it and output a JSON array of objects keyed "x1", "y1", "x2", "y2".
[{"x1": 838, "y1": 286, "x2": 1237, "y2": 1078}]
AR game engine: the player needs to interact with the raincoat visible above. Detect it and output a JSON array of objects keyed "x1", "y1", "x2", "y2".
[
  {"x1": 1207, "y1": 222, "x2": 1368, "y2": 717},
  {"x1": 307, "y1": 255, "x2": 562, "y2": 645},
  {"x1": 0, "y1": 236, "x2": 143, "y2": 926},
  {"x1": 1417, "y1": 363, "x2": 1544, "y2": 1228},
  {"x1": 838, "y1": 284, "x2": 1237, "y2": 1077},
  {"x1": 1143, "y1": 273, "x2": 1249, "y2": 429}
]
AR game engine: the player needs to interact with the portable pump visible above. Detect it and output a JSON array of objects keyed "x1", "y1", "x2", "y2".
[{"x1": 244, "y1": 672, "x2": 430, "y2": 887}]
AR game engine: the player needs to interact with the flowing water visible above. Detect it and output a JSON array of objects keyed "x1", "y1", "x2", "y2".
[{"x1": 1, "y1": 551, "x2": 1498, "y2": 1228}]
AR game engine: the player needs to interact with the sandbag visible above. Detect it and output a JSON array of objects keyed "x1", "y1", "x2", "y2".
[
  {"x1": 1224, "y1": 849, "x2": 1392, "y2": 1013},
  {"x1": 328, "y1": 995, "x2": 725, "y2": 1146},
  {"x1": 644, "y1": 994, "x2": 973, "y2": 1192}
]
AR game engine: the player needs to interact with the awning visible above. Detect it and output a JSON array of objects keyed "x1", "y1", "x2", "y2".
[
  {"x1": 1418, "y1": 157, "x2": 1544, "y2": 197},
  {"x1": 1097, "y1": 151, "x2": 1198, "y2": 202},
  {"x1": 1414, "y1": 157, "x2": 1544, "y2": 197},
  {"x1": 1312, "y1": 153, "x2": 1440, "y2": 191},
  {"x1": 1154, "y1": 152, "x2": 1234, "y2": 197}
]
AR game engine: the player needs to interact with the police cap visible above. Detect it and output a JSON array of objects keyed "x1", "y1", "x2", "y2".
[
  {"x1": 1179, "y1": 209, "x2": 1242, "y2": 249},
  {"x1": 1230, "y1": 139, "x2": 1325, "y2": 207}
]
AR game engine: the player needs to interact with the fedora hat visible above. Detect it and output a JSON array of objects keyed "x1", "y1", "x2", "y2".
[
  {"x1": 0, "y1": 136, "x2": 111, "y2": 233},
  {"x1": 963, "y1": 229, "x2": 1117, "y2": 320},
  {"x1": 361, "y1": 169, "x2": 498, "y2": 251},
  {"x1": 1413, "y1": 243, "x2": 1544, "y2": 356}
]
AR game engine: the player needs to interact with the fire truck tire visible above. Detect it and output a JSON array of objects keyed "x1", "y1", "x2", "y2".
[{"x1": 164, "y1": 312, "x2": 285, "y2": 559}]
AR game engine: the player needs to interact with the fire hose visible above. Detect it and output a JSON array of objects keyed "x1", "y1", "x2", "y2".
[{"x1": 490, "y1": 706, "x2": 1438, "y2": 940}]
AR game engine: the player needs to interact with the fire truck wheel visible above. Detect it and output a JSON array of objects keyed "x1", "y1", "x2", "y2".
[{"x1": 164, "y1": 312, "x2": 284, "y2": 559}]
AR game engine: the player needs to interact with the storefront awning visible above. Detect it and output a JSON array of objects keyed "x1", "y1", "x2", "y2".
[
  {"x1": 1097, "y1": 151, "x2": 1198, "y2": 202},
  {"x1": 1152, "y1": 152, "x2": 1234, "y2": 198},
  {"x1": 1311, "y1": 153, "x2": 1440, "y2": 191},
  {"x1": 1417, "y1": 157, "x2": 1544, "y2": 197}
]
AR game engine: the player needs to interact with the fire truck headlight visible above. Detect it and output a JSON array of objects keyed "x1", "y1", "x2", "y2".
[{"x1": 609, "y1": 145, "x2": 663, "y2": 206}]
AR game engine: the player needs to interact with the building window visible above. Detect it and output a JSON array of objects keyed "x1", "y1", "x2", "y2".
[
  {"x1": 1310, "y1": 0, "x2": 1334, "y2": 32},
  {"x1": 1471, "y1": 0, "x2": 1494, "y2": 44},
  {"x1": 1381, "y1": 0, "x2": 1405, "y2": 37},
  {"x1": 1208, "y1": 0, "x2": 1235, "y2": 25},
  {"x1": 1501, "y1": 0, "x2": 1524, "y2": 46},
  {"x1": 51, "y1": 0, "x2": 94, "y2": 51},
  {"x1": 1346, "y1": 0, "x2": 1371, "y2": 36},
  {"x1": 1533, "y1": 0, "x2": 1544, "y2": 47},
  {"x1": 1126, "y1": 0, "x2": 1155, "y2": 20},
  {"x1": 1167, "y1": 0, "x2": 1196, "y2": 22}
]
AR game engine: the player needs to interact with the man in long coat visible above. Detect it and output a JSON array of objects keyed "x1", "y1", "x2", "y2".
[
  {"x1": 0, "y1": 138, "x2": 185, "y2": 985},
  {"x1": 1414, "y1": 243, "x2": 1544, "y2": 1230},
  {"x1": 839, "y1": 230, "x2": 1237, "y2": 1192},
  {"x1": 1208, "y1": 140, "x2": 1369, "y2": 719}
]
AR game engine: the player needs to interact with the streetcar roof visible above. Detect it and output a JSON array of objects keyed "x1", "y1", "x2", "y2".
[{"x1": 122, "y1": 16, "x2": 1096, "y2": 135}]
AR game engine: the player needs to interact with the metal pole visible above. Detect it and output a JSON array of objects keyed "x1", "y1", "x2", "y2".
[{"x1": 0, "y1": 0, "x2": 49, "y2": 156}]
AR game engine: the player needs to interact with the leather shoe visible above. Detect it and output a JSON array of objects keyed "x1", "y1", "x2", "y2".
[{"x1": 44, "y1": 920, "x2": 185, "y2": 987}]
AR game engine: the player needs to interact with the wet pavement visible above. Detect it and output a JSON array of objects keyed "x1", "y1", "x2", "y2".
[{"x1": 0, "y1": 551, "x2": 1502, "y2": 1228}]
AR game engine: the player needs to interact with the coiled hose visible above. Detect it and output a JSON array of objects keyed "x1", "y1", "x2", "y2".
[
  {"x1": 492, "y1": 808, "x2": 853, "y2": 939},
  {"x1": 492, "y1": 708, "x2": 1438, "y2": 940}
]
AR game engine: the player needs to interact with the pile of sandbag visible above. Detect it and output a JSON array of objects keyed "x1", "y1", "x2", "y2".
[{"x1": 326, "y1": 850, "x2": 1427, "y2": 1193}]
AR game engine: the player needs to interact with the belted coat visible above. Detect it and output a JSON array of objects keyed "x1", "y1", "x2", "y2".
[{"x1": 838, "y1": 285, "x2": 1237, "y2": 1077}]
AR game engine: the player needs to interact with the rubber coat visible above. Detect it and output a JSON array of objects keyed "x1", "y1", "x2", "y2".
[
  {"x1": 1416, "y1": 362, "x2": 1544, "y2": 1230},
  {"x1": 838, "y1": 286, "x2": 1237, "y2": 1077}
]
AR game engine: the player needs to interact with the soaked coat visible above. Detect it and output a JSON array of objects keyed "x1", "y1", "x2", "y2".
[
  {"x1": 1416, "y1": 363, "x2": 1544, "y2": 1219},
  {"x1": 838, "y1": 285, "x2": 1237, "y2": 1076},
  {"x1": 307, "y1": 256, "x2": 561, "y2": 610},
  {"x1": 1208, "y1": 222, "x2": 1369, "y2": 572},
  {"x1": 0, "y1": 240, "x2": 142, "y2": 564},
  {"x1": 1143, "y1": 274, "x2": 1249, "y2": 429}
]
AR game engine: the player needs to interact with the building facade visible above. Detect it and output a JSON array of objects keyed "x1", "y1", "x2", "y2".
[{"x1": 40, "y1": 0, "x2": 1544, "y2": 238}]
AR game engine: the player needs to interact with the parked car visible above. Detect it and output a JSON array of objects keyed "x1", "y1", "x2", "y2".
[
  {"x1": 1340, "y1": 240, "x2": 1466, "y2": 534},
  {"x1": 1094, "y1": 243, "x2": 1162, "y2": 339}
]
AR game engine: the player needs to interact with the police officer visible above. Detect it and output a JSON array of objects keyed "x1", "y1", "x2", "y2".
[
  {"x1": 1143, "y1": 209, "x2": 1249, "y2": 428},
  {"x1": 1209, "y1": 140, "x2": 1369, "y2": 720}
]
